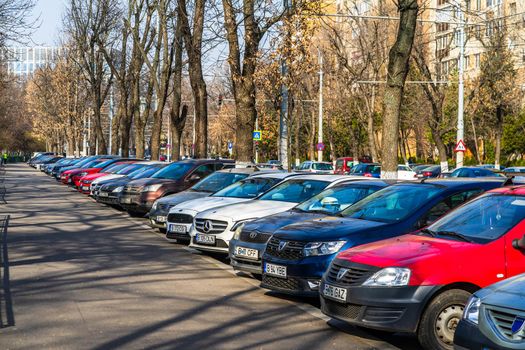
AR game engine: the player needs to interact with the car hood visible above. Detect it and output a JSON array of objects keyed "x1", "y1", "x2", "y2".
[
  {"x1": 476, "y1": 274, "x2": 525, "y2": 307},
  {"x1": 83, "y1": 172, "x2": 107, "y2": 181},
  {"x1": 127, "y1": 178, "x2": 175, "y2": 187},
  {"x1": 337, "y1": 234, "x2": 473, "y2": 267},
  {"x1": 273, "y1": 216, "x2": 387, "y2": 241},
  {"x1": 197, "y1": 200, "x2": 297, "y2": 221},
  {"x1": 173, "y1": 196, "x2": 252, "y2": 212},
  {"x1": 241, "y1": 210, "x2": 328, "y2": 234},
  {"x1": 156, "y1": 191, "x2": 209, "y2": 206},
  {"x1": 92, "y1": 174, "x2": 124, "y2": 184}
]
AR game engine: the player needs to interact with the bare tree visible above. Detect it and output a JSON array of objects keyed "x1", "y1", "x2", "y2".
[{"x1": 0, "y1": 0, "x2": 36, "y2": 46}]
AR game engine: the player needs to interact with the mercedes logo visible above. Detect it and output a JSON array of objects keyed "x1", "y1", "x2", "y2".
[
  {"x1": 203, "y1": 220, "x2": 213, "y2": 233},
  {"x1": 337, "y1": 268, "x2": 349, "y2": 281},
  {"x1": 278, "y1": 241, "x2": 287, "y2": 251}
]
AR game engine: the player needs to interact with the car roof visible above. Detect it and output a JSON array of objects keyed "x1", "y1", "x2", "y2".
[
  {"x1": 176, "y1": 158, "x2": 235, "y2": 164},
  {"x1": 332, "y1": 179, "x2": 393, "y2": 188},
  {"x1": 488, "y1": 185, "x2": 525, "y2": 195},
  {"x1": 413, "y1": 178, "x2": 505, "y2": 188},
  {"x1": 140, "y1": 161, "x2": 166, "y2": 165},
  {"x1": 284, "y1": 174, "x2": 357, "y2": 183},
  {"x1": 249, "y1": 172, "x2": 299, "y2": 180},
  {"x1": 216, "y1": 168, "x2": 257, "y2": 174}
]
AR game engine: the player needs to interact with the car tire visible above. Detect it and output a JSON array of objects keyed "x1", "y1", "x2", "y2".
[
  {"x1": 127, "y1": 210, "x2": 143, "y2": 218},
  {"x1": 418, "y1": 289, "x2": 471, "y2": 350}
]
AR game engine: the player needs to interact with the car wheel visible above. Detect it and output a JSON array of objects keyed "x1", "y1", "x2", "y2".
[
  {"x1": 127, "y1": 210, "x2": 144, "y2": 218},
  {"x1": 417, "y1": 289, "x2": 470, "y2": 350}
]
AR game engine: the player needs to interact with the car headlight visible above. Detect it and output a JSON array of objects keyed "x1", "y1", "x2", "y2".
[
  {"x1": 232, "y1": 223, "x2": 247, "y2": 240},
  {"x1": 113, "y1": 186, "x2": 123, "y2": 193},
  {"x1": 303, "y1": 241, "x2": 346, "y2": 257},
  {"x1": 152, "y1": 201, "x2": 158, "y2": 211},
  {"x1": 363, "y1": 267, "x2": 411, "y2": 287},
  {"x1": 231, "y1": 219, "x2": 257, "y2": 233},
  {"x1": 463, "y1": 296, "x2": 481, "y2": 325},
  {"x1": 142, "y1": 184, "x2": 163, "y2": 192}
]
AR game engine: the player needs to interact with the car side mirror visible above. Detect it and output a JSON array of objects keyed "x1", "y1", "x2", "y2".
[
  {"x1": 188, "y1": 174, "x2": 201, "y2": 182},
  {"x1": 512, "y1": 235, "x2": 525, "y2": 251}
]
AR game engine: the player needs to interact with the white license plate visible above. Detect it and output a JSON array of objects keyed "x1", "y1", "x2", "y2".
[
  {"x1": 168, "y1": 224, "x2": 186, "y2": 233},
  {"x1": 99, "y1": 192, "x2": 108, "y2": 197},
  {"x1": 264, "y1": 263, "x2": 287, "y2": 277},
  {"x1": 156, "y1": 216, "x2": 167, "y2": 223},
  {"x1": 196, "y1": 234, "x2": 215, "y2": 245},
  {"x1": 323, "y1": 283, "x2": 347, "y2": 303},
  {"x1": 121, "y1": 197, "x2": 132, "y2": 204},
  {"x1": 235, "y1": 246, "x2": 258, "y2": 259},
  {"x1": 82, "y1": 186, "x2": 90, "y2": 191}
]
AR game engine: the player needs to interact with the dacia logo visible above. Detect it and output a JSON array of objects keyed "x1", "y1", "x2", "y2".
[
  {"x1": 249, "y1": 231, "x2": 258, "y2": 239},
  {"x1": 203, "y1": 220, "x2": 213, "y2": 233},
  {"x1": 337, "y1": 268, "x2": 348, "y2": 281},
  {"x1": 278, "y1": 241, "x2": 287, "y2": 251},
  {"x1": 511, "y1": 316, "x2": 525, "y2": 338}
]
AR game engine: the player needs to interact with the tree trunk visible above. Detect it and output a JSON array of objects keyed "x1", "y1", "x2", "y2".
[
  {"x1": 367, "y1": 113, "x2": 378, "y2": 162},
  {"x1": 381, "y1": 0, "x2": 418, "y2": 179},
  {"x1": 234, "y1": 85, "x2": 256, "y2": 162},
  {"x1": 431, "y1": 129, "x2": 449, "y2": 172},
  {"x1": 150, "y1": 108, "x2": 163, "y2": 160}
]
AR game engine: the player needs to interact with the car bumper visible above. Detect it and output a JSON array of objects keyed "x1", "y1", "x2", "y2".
[
  {"x1": 96, "y1": 194, "x2": 121, "y2": 205},
  {"x1": 229, "y1": 240, "x2": 268, "y2": 275},
  {"x1": 453, "y1": 320, "x2": 510, "y2": 350},
  {"x1": 260, "y1": 254, "x2": 335, "y2": 297},
  {"x1": 189, "y1": 235, "x2": 230, "y2": 254},
  {"x1": 319, "y1": 282, "x2": 439, "y2": 333},
  {"x1": 119, "y1": 193, "x2": 153, "y2": 214},
  {"x1": 148, "y1": 208, "x2": 169, "y2": 229}
]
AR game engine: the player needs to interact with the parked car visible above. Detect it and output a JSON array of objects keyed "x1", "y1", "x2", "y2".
[
  {"x1": 349, "y1": 163, "x2": 381, "y2": 178},
  {"x1": 60, "y1": 157, "x2": 115, "y2": 185},
  {"x1": 415, "y1": 164, "x2": 442, "y2": 179},
  {"x1": 480, "y1": 164, "x2": 506, "y2": 171},
  {"x1": 229, "y1": 179, "x2": 389, "y2": 275},
  {"x1": 95, "y1": 162, "x2": 168, "y2": 206},
  {"x1": 450, "y1": 166, "x2": 506, "y2": 178},
  {"x1": 334, "y1": 157, "x2": 358, "y2": 175},
  {"x1": 319, "y1": 185, "x2": 525, "y2": 350},
  {"x1": 504, "y1": 166, "x2": 525, "y2": 173},
  {"x1": 188, "y1": 175, "x2": 355, "y2": 254},
  {"x1": 165, "y1": 172, "x2": 296, "y2": 243},
  {"x1": 52, "y1": 157, "x2": 88, "y2": 179},
  {"x1": 43, "y1": 157, "x2": 75, "y2": 175},
  {"x1": 119, "y1": 159, "x2": 234, "y2": 216},
  {"x1": 297, "y1": 161, "x2": 334, "y2": 174},
  {"x1": 89, "y1": 162, "x2": 151, "y2": 197},
  {"x1": 397, "y1": 164, "x2": 416, "y2": 180},
  {"x1": 148, "y1": 168, "x2": 259, "y2": 231},
  {"x1": 67, "y1": 158, "x2": 127, "y2": 188},
  {"x1": 260, "y1": 179, "x2": 505, "y2": 298},
  {"x1": 28, "y1": 152, "x2": 55, "y2": 166},
  {"x1": 35, "y1": 156, "x2": 64, "y2": 170},
  {"x1": 78, "y1": 161, "x2": 144, "y2": 194},
  {"x1": 455, "y1": 272, "x2": 525, "y2": 349},
  {"x1": 57, "y1": 155, "x2": 118, "y2": 181}
]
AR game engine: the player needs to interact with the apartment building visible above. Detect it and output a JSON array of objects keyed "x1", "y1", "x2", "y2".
[{"x1": 3, "y1": 46, "x2": 63, "y2": 77}]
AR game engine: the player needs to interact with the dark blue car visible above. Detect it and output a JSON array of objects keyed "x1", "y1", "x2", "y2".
[
  {"x1": 260, "y1": 179, "x2": 505, "y2": 297},
  {"x1": 229, "y1": 180, "x2": 390, "y2": 275}
]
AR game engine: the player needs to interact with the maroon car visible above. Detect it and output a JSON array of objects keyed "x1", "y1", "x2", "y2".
[{"x1": 119, "y1": 159, "x2": 234, "y2": 216}]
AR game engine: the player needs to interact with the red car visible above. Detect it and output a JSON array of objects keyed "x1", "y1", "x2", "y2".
[
  {"x1": 319, "y1": 186, "x2": 525, "y2": 350},
  {"x1": 334, "y1": 157, "x2": 371, "y2": 175},
  {"x1": 77, "y1": 161, "x2": 144, "y2": 194},
  {"x1": 63, "y1": 158, "x2": 122, "y2": 187},
  {"x1": 60, "y1": 158, "x2": 114, "y2": 185}
]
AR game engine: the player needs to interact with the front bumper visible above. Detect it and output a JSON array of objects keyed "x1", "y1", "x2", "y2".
[
  {"x1": 454, "y1": 319, "x2": 509, "y2": 350},
  {"x1": 319, "y1": 281, "x2": 439, "y2": 333},
  {"x1": 119, "y1": 193, "x2": 154, "y2": 215},
  {"x1": 229, "y1": 239, "x2": 268, "y2": 275},
  {"x1": 260, "y1": 254, "x2": 336, "y2": 297},
  {"x1": 149, "y1": 208, "x2": 169, "y2": 229}
]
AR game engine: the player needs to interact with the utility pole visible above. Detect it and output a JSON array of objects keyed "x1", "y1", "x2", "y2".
[
  {"x1": 456, "y1": 3, "x2": 465, "y2": 169},
  {"x1": 108, "y1": 84, "x2": 114, "y2": 155},
  {"x1": 192, "y1": 103, "x2": 196, "y2": 158},
  {"x1": 255, "y1": 115, "x2": 259, "y2": 163},
  {"x1": 318, "y1": 49, "x2": 324, "y2": 162},
  {"x1": 279, "y1": 0, "x2": 292, "y2": 170}
]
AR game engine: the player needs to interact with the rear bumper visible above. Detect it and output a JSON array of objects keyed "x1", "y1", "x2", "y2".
[{"x1": 319, "y1": 282, "x2": 439, "y2": 333}]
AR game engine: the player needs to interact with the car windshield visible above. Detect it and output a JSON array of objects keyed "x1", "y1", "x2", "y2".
[
  {"x1": 129, "y1": 165, "x2": 164, "y2": 179},
  {"x1": 340, "y1": 184, "x2": 443, "y2": 223},
  {"x1": 116, "y1": 164, "x2": 144, "y2": 175},
  {"x1": 351, "y1": 164, "x2": 380, "y2": 174},
  {"x1": 98, "y1": 159, "x2": 118, "y2": 169},
  {"x1": 258, "y1": 179, "x2": 329, "y2": 203},
  {"x1": 151, "y1": 163, "x2": 193, "y2": 179},
  {"x1": 294, "y1": 184, "x2": 384, "y2": 215},
  {"x1": 425, "y1": 194, "x2": 525, "y2": 243},
  {"x1": 212, "y1": 177, "x2": 281, "y2": 198},
  {"x1": 313, "y1": 163, "x2": 333, "y2": 170},
  {"x1": 103, "y1": 164, "x2": 128, "y2": 174},
  {"x1": 81, "y1": 159, "x2": 104, "y2": 168},
  {"x1": 192, "y1": 172, "x2": 249, "y2": 193}
]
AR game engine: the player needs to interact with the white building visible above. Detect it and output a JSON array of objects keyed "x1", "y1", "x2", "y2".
[{"x1": 4, "y1": 46, "x2": 63, "y2": 77}]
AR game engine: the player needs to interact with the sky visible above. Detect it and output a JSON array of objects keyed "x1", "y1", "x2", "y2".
[{"x1": 30, "y1": 0, "x2": 65, "y2": 46}]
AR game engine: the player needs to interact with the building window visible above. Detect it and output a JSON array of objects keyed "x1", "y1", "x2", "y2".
[
  {"x1": 475, "y1": 53, "x2": 480, "y2": 67},
  {"x1": 477, "y1": 0, "x2": 481, "y2": 10},
  {"x1": 465, "y1": 55, "x2": 470, "y2": 69},
  {"x1": 510, "y1": 2, "x2": 517, "y2": 15}
]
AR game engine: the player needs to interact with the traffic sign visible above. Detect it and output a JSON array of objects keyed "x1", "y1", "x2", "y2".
[
  {"x1": 253, "y1": 131, "x2": 262, "y2": 140},
  {"x1": 227, "y1": 141, "x2": 233, "y2": 150},
  {"x1": 316, "y1": 143, "x2": 325, "y2": 151},
  {"x1": 454, "y1": 140, "x2": 467, "y2": 153}
]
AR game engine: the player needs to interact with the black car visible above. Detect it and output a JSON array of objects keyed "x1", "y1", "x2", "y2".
[
  {"x1": 455, "y1": 271, "x2": 525, "y2": 349},
  {"x1": 148, "y1": 168, "x2": 260, "y2": 231},
  {"x1": 450, "y1": 167, "x2": 506, "y2": 178},
  {"x1": 229, "y1": 180, "x2": 390, "y2": 275},
  {"x1": 96, "y1": 162, "x2": 168, "y2": 207},
  {"x1": 415, "y1": 164, "x2": 442, "y2": 178}
]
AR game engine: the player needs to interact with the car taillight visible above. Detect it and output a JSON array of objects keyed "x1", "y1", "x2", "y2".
[
  {"x1": 423, "y1": 171, "x2": 432, "y2": 177},
  {"x1": 364, "y1": 173, "x2": 373, "y2": 177}
]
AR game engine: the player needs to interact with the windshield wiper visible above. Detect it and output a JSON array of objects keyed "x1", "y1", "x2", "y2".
[
  {"x1": 419, "y1": 228, "x2": 437, "y2": 237},
  {"x1": 435, "y1": 230, "x2": 473, "y2": 243}
]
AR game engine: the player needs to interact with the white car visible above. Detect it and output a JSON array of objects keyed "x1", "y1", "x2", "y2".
[
  {"x1": 164, "y1": 172, "x2": 295, "y2": 242},
  {"x1": 397, "y1": 164, "x2": 416, "y2": 180},
  {"x1": 188, "y1": 175, "x2": 368, "y2": 254}
]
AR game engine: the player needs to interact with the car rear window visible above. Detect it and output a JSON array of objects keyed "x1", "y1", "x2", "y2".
[
  {"x1": 258, "y1": 179, "x2": 329, "y2": 203},
  {"x1": 212, "y1": 177, "x2": 281, "y2": 198},
  {"x1": 313, "y1": 163, "x2": 334, "y2": 170},
  {"x1": 192, "y1": 172, "x2": 249, "y2": 193}
]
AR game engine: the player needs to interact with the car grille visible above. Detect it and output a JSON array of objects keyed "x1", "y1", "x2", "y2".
[
  {"x1": 166, "y1": 232, "x2": 190, "y2": 240},
  {"x1": 195, "y1": 218, "x2": 228, "y2": 234},
  {"x1": 123, "y1": 185, "x2": 142, "y2": 195},
  {"x1": 265, "y1": 237, "x2": 305, "y2": 260},
  {"x1": 167, "y1": 213, "x2": 193, "y2": 224},
  {"x1": 487, "y1": 306, "x2": 525, "y2": 341},
  {"x1": 325, "y1": 260, "x2": 378, "y2": 286},
  {"x1": 263, "y1": 275, "x2": 300, "y2": 291},
  {"x1": 321, "y1": 298, "x2": 362, "y2": 320},
  {"x1": 239, "y1": 230, "x2": 272, "y2": 244}
]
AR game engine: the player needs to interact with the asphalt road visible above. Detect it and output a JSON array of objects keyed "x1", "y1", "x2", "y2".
[{"x1": 0, "y1": 163, "x2": 420, "y2": 350}]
